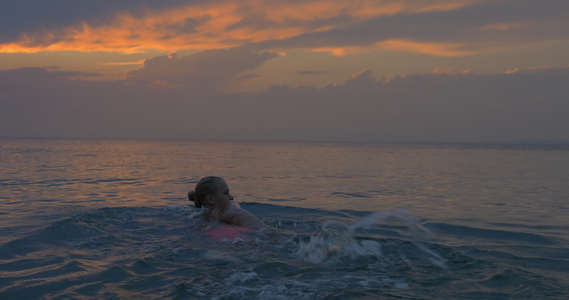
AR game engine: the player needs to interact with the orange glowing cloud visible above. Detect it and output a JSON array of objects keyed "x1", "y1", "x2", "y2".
[
  {"x1": 310, "y1": 39, "x2": 479, "y2": 57},
  {"x1": 432, "y1": 67, "x2": 455, "y2": 74},
  {"x1": 376, "y1": 39, "x2": 479, "y2": 57},
  {"x1": 100, "y1": 60, "x2": 146, "y2": 66},
  {"x1": 505, "y1": 66, "x2": 565, "y2": 75},
  {"x1": 311, "y1": 46, "x2": 369, "y2": 57},
  {"x1": 0, "y1": 0, "x2": 484, "y2": 54},
  {"x1": 479, "y1": 22, "x2": 523, "y2": 31}
]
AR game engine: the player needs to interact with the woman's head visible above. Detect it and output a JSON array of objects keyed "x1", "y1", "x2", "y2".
[{"x1": 188, "y1": 176, "x2": 225, "y2": 208}]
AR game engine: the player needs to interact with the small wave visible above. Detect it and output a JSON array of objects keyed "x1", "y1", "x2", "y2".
[
  {"x1": 330, "y1": 192, "x2": 371, "y2": 198},
  {"x1": 426, "y1": 223, "x2": 555, "y2": 244},
  {"x1": 1, "y1": 204, "x2": 566, "y2": 299}
]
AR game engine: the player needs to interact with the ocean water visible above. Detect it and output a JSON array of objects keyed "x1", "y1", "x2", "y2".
[{"x1": 0, "y1": 138, "x2": 568, "y2": 299}]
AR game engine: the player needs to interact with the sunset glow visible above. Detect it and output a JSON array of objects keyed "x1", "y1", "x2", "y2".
[
  {"x1": 1, "y1": 0, "x2": 568, "y2": 142},
  {"x1": 1, "y1": 0, "x2": 487, "y2": 54}
]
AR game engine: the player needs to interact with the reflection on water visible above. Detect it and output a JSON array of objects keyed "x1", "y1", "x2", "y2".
[
  {"x1": 1, "y1": 138, "x2": 569, "y2": 298},
  {"x1": 2, "y1": 138, "x2": 568, "y2": 229}
]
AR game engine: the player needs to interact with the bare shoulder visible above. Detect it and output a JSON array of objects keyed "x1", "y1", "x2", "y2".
[{"x1": 222, "y1": 206, "x2": 267, "y2": 229}]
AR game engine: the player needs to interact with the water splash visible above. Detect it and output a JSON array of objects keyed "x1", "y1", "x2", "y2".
[{"x1": 297, "y1": 209, "x2": 447, "y2": 270}]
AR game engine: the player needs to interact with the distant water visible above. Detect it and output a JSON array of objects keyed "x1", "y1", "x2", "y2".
[{"x1": 1, "y1": 138, "x2": 568, "y2": 299}]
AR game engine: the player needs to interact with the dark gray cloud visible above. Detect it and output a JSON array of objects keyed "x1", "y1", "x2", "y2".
[
  {"x1": 126, "y1": 47, "x2": 278, "y2": 90},
  {"x1": 2, "y1": 65, "x2": 568, "y2": 143},
  {"x1": 0, "y1": 0, "x2": 199, "y2": 42},
  {"x1": 238, "y1": 68, "x2": 569, "y2": 142}
]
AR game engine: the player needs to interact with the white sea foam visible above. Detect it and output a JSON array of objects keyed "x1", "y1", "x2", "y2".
[
  {"x1": 225, "y1": 271, "x2": 258, "y2": 285},
  {"x1": 297, "y1": 218, "x2": 383, "y2": 264},
  {"x1": 203, "y1": 249, "x2": 243, "y2": 264},
  {"x1": 297, "y1": 209, "x2": 447, "y2": 270}
]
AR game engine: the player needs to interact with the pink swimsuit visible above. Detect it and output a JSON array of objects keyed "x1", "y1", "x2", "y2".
[{"x1": 206, "y1": 225, "x2": 254, "y2": 240}]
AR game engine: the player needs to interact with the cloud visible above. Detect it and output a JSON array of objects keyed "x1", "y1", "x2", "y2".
[
  {"x1": 2, "y1": 1, "x2": 567, "y2": 144},
  {"x1": 255, "y1": 0, "x2": 569, "y2": 56},
  {"x1": 0, "y1": 0, "x2": 194, "y2": 41},
  {"x1": 0, "y1": 0, "x2": 492, "y2": 54},
  {"x1": 2, "y1": 65, "x2": 568, "y2": 142},
  {"x1": 2, "y1": 0, "x2": 568, "y2": 62},
  {"x1": 126, "y1": 47, "x2": 278, "y2": 90},
  {"x1": 243, "y1": 67, "x2": 569, "y2": 142},
  {"x1": 296, "y1": 70, "x2": 330, "y2": 75}
]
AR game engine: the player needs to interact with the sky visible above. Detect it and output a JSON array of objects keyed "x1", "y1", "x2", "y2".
[{"x1": 1, "y1": 0, "x2": 568, "y2": 143}]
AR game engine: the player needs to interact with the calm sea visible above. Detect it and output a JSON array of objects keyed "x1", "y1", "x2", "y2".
[{"x1": 1, "y1": 138, "x2": 568, "y2": 299}]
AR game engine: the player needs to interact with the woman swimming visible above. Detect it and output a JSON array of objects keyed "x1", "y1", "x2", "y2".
[{"x1": 188, "y1": 176, "x2": 267, "y2": 229}]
